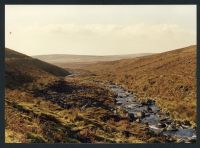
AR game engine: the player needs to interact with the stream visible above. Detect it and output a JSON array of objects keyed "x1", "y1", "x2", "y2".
[
  {"x1": 107, "y1": 84, "x2": 196, "y2": 143},
  {"x1": 65, "y1": 72, "x2": 196, "y2": 143}
]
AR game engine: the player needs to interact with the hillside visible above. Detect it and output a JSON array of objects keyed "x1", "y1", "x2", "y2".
[
  {"x1": 6, "y1": 49, "x2": 167, "y2": 143},
  {"x1": 5, "y1": 48, "x2": 70, "y2": 89},
  {"x1": 83, "y1": 45, "x2": 196, "y2": 124},
  {"x1": 5, "y1": 47, "x2": 197, "y2": 143}
]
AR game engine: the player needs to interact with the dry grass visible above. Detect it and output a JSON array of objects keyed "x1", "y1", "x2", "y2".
[
  {"x1": 5, "y1": 71, "x2": 166, "y2": 143},
  {"x1": 5, "y1": 48, "x2": 69, "y2": 89},
  {"x1": 5, "y1": 46, "x2": 195, "y2": 143},
  {"x1": 83, "y1": 45, "x2": 196, "y2": 125}
]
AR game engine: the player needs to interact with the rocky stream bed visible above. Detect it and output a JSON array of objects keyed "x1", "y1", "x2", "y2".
[{"x1": 107, "y1": 84, "x2": 196, "y2": 143}]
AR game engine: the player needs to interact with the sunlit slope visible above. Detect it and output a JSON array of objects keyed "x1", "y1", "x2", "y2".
[{"x1": 85, "y1": 45, "x2": 196, "y2": 124}]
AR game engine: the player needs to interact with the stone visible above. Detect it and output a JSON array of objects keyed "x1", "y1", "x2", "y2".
[
  {"x1": 188, "y1": 138, "x2": 196, "y2": 143},
  {"x1": 160, "y1": 116, "x2": 169, "y2": 122},
  {"x1": 175, "y1": 122, "x2": 182, "y2": 128},
  {"x1": 183, "y1": 120, "x2": 191, "y2": 126},
  {"x1": 165, "y1": 119, "x2": 173, "y2": 125},
  {"x1": 135, "y1": 111, "x2": 145, "y2": 118},
  {"x1": 145, "y1": 113, "x2": 151, "y2": 117},
  {"x1": 126, "y1": 104, "x2": 137, "y2": 109},
  {"x1": 141, "y1": 101, "x2": 147, "y2": 105},
  {"x1": 116, "y1": 101, "x2": 123, "y2": 105},
  {"x1": 166, "y1": 125, "x2": 178, "y2": 131},
  {"x1": 176, "y1": 138, "x2": 185, "y2": 143},
  {"x1": 136, "y1": 118, "x2": 141, "y2": 123},
  {"x1": 181, "y1": 124, "x2": 190, "y2": 129},
  {"x1": 157, "y1": 123, "x2": 166, "y2": 128},
  {"x1": 155, "y1": 129, "x2": 164, "y2": 135}
]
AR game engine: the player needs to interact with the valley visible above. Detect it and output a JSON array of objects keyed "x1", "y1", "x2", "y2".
[
  {"x1": 5, "y1": 45, "x2": 197, "y2": 143},
  {"x1": 5, "y1": 4, "x2": 197, "y2": 144}
]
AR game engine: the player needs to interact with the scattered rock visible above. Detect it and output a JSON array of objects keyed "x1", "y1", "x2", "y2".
[
  {"x1": 165, "y1": 119, "x2": 173, "y2": 125},
  {"x1": 145, "y1": 113, "x2": 151, "y2": 117},
  {"x1": 109, "y1": 84, "x2": 196, "y2": 142},
  {"x1": 135, "y1": 111, "x2": 145, "y2": 118},
  {"x1": 188, "y1": 138, "x2": 196, "y2": 143},
  {"x1": 136, "y1": 118, "x2": 141, "y2": 123},
  {"x1": 166, "y1": 125, "x2": 178, "y2": 131},
  {"x1": 141, "y1": 101, "x2": 147, "y2": 105},
  {"x1": 116, "y1": 101, "x2": 123, "y2": 105},
  {"x1": 160, "y1": 117, "x2": 169, "y2": 122},
  {"x1": 175, "y1": 120, "x2": 182, "y2": 126},
  {"x1": 176, "y1": 138, "x2": 185, "y2": 143},
  {"x1": 183, "y1": 120, "x2": 191, "y2": 126},
  {"x1": 181, "y1": 124, "x2": 190, "y2": 129},
  {"x1": 147, "y1": 106, "x2": 153, "y2": 112},
  {"x1": 157, "y1": 123, "x2": 166, "y2": 128}
]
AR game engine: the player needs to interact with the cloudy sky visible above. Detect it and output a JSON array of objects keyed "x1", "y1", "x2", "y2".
[{"x1": 5, "y1": 5, "x2": 196, "y2": 56}]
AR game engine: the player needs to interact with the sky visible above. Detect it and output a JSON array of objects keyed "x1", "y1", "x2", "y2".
[{"x1": 5, "y1": 5, "x2": 196, "y2": 56}]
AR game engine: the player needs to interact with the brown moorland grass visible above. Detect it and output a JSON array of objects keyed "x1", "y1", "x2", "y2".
[
  {"x1": 5, "y1": 48, "x2": 70, "y2": 89},
  {"x1": 83, "y1": 45, "x2": 196, "y2": 125},
  {"x1": 5, "y1": 78, "x2": 156, "y2": 143},
  {"x1": 5, "y1": 48, "x2": 167, "y2": 143}
]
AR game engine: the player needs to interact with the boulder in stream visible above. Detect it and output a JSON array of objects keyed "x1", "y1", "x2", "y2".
[
  {"x1": 188, "y1": 136, "x2": 196, "y2": 143},
  {"x1": 116, "y1": 101, "x2": 123, "y2": 105},
  {"x1": 136, "y1": 118, "x2": 141, "y2": 123},
  {"x1": 160, "y1": 117, "x2": 169, "y2": 122},
  {"x1": 157, "y1": 122, "x2": 166, "y2": 128},
  {"x1": 166, "y1": 125, "x2": 178, "y2": 131},
  {"x1": 135, "y1": 111, "x2": 145, "y2": 118}
]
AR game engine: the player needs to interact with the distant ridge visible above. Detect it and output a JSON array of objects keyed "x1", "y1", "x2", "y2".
[{"x1": 33, "y1": 53, "x2": 153, "y2": 65}]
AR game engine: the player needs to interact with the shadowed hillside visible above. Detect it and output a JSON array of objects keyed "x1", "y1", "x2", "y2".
[
  {"x1": 5, "y1": 48, "x2": 70, "y2": 89},
  {"x1": 84, "y1": 45, "x2": 196, "y2": 125}
]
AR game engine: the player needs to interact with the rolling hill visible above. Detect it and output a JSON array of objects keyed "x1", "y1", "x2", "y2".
[
  {"x1": 5, "y1": 48, "x2": 70, "y2": 89},
  {"x1": 83, "y1": 45, "x2": 197, "y2": 125},
  {"x1": 33, "y1": 53, "x2": 153, "y2": 69},
  {"x1": 5, "y1": 49, "x2": 160, "y2": 143},
  {"x1": 5, "y1": 46, "x2": 197, "y2": 143}
]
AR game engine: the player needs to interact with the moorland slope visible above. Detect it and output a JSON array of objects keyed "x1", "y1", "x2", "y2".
[
  {"x1": 6, "y1": 49, "x2": 162, "y2": 143},
  {"x1": 84, "y1": 45, "x2": 196, "y2": 124}
]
